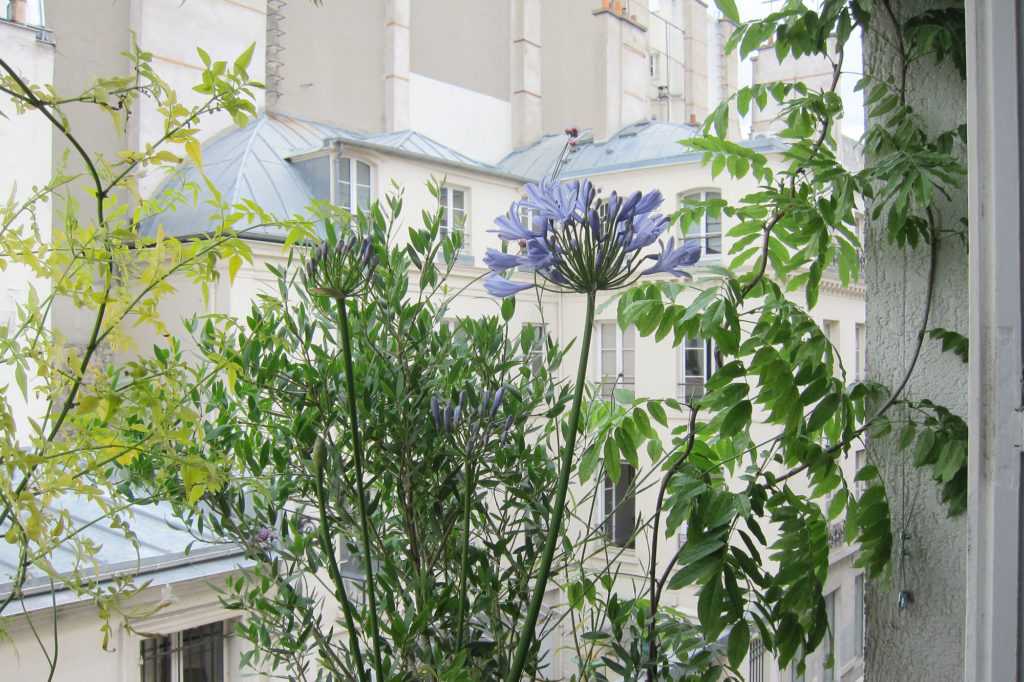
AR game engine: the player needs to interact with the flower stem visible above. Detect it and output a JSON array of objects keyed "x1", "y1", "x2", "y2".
[
  {"x1": 337, "y1": 297, "x2": 386, "y2": 679},
  {"x1": 455, "y1": 455, "x2": 476, "y2": 651},
  {"x1": 504, "y1": 291, "x2": 597, "y2": 682}
]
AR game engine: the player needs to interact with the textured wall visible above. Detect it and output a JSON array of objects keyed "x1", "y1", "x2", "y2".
[{"x1": 863, "y1": 1, "x2": 967, "y2": 680}]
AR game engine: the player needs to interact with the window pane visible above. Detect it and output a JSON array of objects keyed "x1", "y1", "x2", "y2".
[
  {"x1": 292, "y1": 157, "x2": 331, "y2": 202},
  {"x1": 338, "y1": 181, "x2": 352, "y2": 210},
  {"x1": 706, "y1": 234, "x2": 722, "y2": 255},
  {"x1": 337, "y1": 156, "x2": 351, "y2": 183},
  {"x1": 622, "y1": 326, "x2": 635, "y2": 350},
  {"x1": 621, "y1": 349, "x2": 635, "y2": 380},
  {"x1": 601, "y1": 350, "x2": 617, "y2": 376},
  {"x1": 140, "y1": 636, "x2": 172, "y2": 682},
  {"x1": 356, "y1": 160, "x2": 371, "y2": 186},
  {"x1": 855, "y1": 574, "x2": 865, "y2": 655},
  {"x1": 181, "y1": 622, "x2": 224, "y2": 682},
  {"x1": 600, "y1": 322, "x2": 616, "y2": 348},
  {"x1": 823, "y1": 591, "x2": 836, "y2": 682},
  {"x1": 604, "y1": 464, "x2": 636, "y2": 548},
  {"x1": 453, "y1": 189, "x2": 465, "y2": 210},
  {"x1": 357, "y1": 186, "x2": 371, "y2": 211}
]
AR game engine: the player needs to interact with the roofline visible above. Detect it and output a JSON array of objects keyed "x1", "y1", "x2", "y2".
[
  {"x1": 308, "y1": 136, "x2": 534, "y2": 185},
  {"x1": 550, "y1": 137, "x2": 790, "y2": 180},
  {"x1": 0, "y1": 544, "x2": 247, "y2": 603}
]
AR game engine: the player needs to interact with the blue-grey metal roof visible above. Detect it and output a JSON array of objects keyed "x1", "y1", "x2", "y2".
[
  {"x1": 140, "y1": 113, "x2": 522, "y2": 240},
  {"x1": 0, "y1": 497, "x2": 247, "y2": 613},
  {"x1": 498, "y1": 119, "x2": 789, "y2": 181}
]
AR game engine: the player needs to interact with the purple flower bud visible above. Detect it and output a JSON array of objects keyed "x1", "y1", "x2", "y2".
[
  {"x1": 445, "y1": 403, "x2": 454, "y2": 434},
  {"x1": 491, "y1": 385, "x2": 506, "y2": 416},
  {"x1": 431, "y1": 396, "x2": 441, "y2": 430}
]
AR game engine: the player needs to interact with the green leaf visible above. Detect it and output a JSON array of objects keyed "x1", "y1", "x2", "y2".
[
  {"x1": 698, "y1": 572, "x2": 724, "y2": 637},
  {"x1": 604, "y1": 438, "x2": 621, "y2": 483},
  {"x1": 715, "y1": 0, "x2": 740, "y2": 24},
  {"x1": 579, "y1": 445, "x2": 600, "y2": 483},
  {"x1": 720, "y1": 400, "x2": 752, "y2": 438},
  {"x1": 807, "y1": 393, "x2": 840, "y2": 431},
  {"x1": 648, "y1": 400, "x2": 668, "y2": 427},
  {"x1": 234, "y1": 42, "x2": 256, "y2": 73},
  {"x1": 728, "y1": 619, "x2": 751, "y2": 668},
  {"x1": 501, "y1": 296, "x2": 516, "y2": 322},
  {"x1": 14, "y1": 364, "x2": 27, "y2": 399}
]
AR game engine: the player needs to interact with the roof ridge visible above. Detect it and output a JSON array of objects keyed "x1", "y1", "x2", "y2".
[{"x1": 228, "y1": 114, "x2": 269, "y2": 206}]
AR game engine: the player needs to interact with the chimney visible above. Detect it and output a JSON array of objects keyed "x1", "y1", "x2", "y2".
[
  {"x1": 593, "y1": 4, "x2": 649, "y2": 140},
  {"x1": 510, "y1": 0, "x2": 543, "y2": 147},
  {"x1": 10, "y1": 0, "x2": 28, "y2": 23},
  {"x1": 384, "y1": 0, "x2": 411, "y2": 131}
]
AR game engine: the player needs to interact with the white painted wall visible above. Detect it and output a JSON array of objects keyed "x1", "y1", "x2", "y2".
[
  {"x1": 408, "y1": 72, "x2": 512, "y2": 164},
  {"x1": 0, "y1": 19, "x2": 54, "y2": 445}
]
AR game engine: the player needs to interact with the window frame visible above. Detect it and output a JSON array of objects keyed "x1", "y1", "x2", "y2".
[
  {"x1": 602, "y1": 462, "x2": 637, "y2": 549},
  {"x1": 855, "y1": 322, "x2": 866, "y2": 381},
  {"x1": 439, "y1": 184, "x2": 471, "y2": 257},
  {"x1": 522, "y1": 322, "x2": 549, "y2": 377},
  {"x1": 595, "y1": 321, "x2": 636, "y2": 400},
  {"x1": 678, "y1": 189, "x2": 723, "y2": 260},
  {"x1": 139, "y1": 620, "x2": 229, "y2": 682},
  {"x1": 336, "y1": 154, "x2": 373, "y2": 214},
  {"x1": 679, "y1": 336, "x2": 716, "y2": 402},
  {"x1": 823, "y1": 588, "x2": 838, "y2": 682}
]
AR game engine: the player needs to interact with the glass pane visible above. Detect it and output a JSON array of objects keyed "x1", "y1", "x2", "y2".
[
  {"x1": 181, "y1": 623, "x2": 224, "y2": 682},
  {"x1": 356, "y1": 160, "x2": 370, "y2": 185},
  {"x1": 684, "y1": 348, "x2": 704, "y2": 377},
  {"x1": 337, "y1": 156, "x2": 351, "y2": 183},
  {"x1": 622, "y1": 326, "x2": 635, "y2": 350},
  {"x1": 453, "y1": 189, "x2": 465, "y2": 210},
  {"x1": 600, "y1": 322, "x2": 616, "y2": 348},
  {"x1": 621, "y1": 349, "x2": 635, "y2": 379},
  {"x1": 453, "y1": 208, "x2": 466, "y2": 230},
  {"x1": 338, "y1": 181, "x2": 351, "y2": 210},
  {"x1": 292, "y1": 157, "x2": 331, "y2": 202},
  {"x1": 140, "y1": 636, "x2": 172, "y2": 682},
  {"x1": 706, "y1": 214, "x2": 722, "y2": 235},
  {"x1": 357, "y1": 186, "x2": 371, "y2": 211},
  {"x1": 601, "y1": 350, "x2": 617, "y2": 375},
  {"x1": 706, "y1": 190, "x2": 721, "y2": 201},
  {"x1": 706, "y1": 234, "x2": 722, "y2": 255}
]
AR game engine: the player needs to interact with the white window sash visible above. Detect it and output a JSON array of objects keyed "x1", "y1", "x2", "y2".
[
  {"x1": 680, "y1": 190, "x2": 723, "y2": 259},
  {"x1": 596, "y1": 322, "x2": 635, "y2": 398},
  {"x1": 679, "y1": 338, "x2": 715, "y2": 401},
  {"x1": 440, "y1": 186, "x2": 471, "y2": 253}
]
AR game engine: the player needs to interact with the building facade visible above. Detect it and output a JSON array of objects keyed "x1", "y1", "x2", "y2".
[{"x1": 0, "y1": 2, "x2": 867, "y2": 681}]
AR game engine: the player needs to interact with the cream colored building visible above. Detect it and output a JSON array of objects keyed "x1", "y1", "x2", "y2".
[{"x1": 1, "y1": 2, "x2": 866, "y2": 681}]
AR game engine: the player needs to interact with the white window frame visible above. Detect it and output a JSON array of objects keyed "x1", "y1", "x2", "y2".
[
  {"x1": 823, "y1": 588, "x2": 837, "y2": 682},
  {"x1": 679, "y1": 336, "x2": 716, "y2": 401},
  {"x1": 335, "y1": 155, "x2": 373, "y2": 214},
  {"x1": 595, "y1": 321, "x2": 636, "y2": 399},
  {"x1": 522, "y1": 322, "x2": 548, "y2": 377},
  {"x1": 679, "y1": 189, "x2": 723, "y2": 260},
  {"x1": 854, "y1": 573, "x2": 865, "y2": 660},
  {"x1": 602, "y1": 462, "x2": 636, "y2": 549},
  {"x1": 439, "y1": 184, "x2": 471, "y2": 256}
]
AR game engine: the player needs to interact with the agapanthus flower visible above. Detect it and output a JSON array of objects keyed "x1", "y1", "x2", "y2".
[
  {"x1": 304, "y1": 233, "x2": 378, "y2": 300},
  {"x1": 431, "y1": 384, "x2": 515, "y2": 454},
  {"x1": 484, "y1": 177, "x2": 700, "y2": 298}
]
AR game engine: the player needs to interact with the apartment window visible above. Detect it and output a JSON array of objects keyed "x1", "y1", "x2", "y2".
[
  {"x1": 823, "y1": 589, "x2": 837, "y2": 682},
  {"x1": 596, "y1": 322, "x2": 636, "y2": 399},
  {"x1": 679, "y1": 190, "x2": 722, "y2": 259},
  {"x1": 439, "y1": 186, "x2": 470, "y2": 254},
  {"x1": 603, "y1": 463, "x2": 636, "y2": 548},
  {"x1": 854, "y1": 574, "x2": 865, "y2": 658},
  {"x1": 748, "y1": 636, "x2": 766, "y2": 682},
  {"x1": 679, "y1": 337, "x2": 715, "y2": 401},
  {"x1": 522, "y1": 323, "x2": 548, "y2": 376},
  {"x1": 140, "y1": 621, "x2": 227, "y2": 682},
  {"x1": 855, "y1": 323, "x2": 866, "y2": 381},
  {"x1": 338, "y1": 156, "x2": 372, "y2": 214},
  {"x1": 649, "y1": 52, "x2": 661, "y2": 79}
]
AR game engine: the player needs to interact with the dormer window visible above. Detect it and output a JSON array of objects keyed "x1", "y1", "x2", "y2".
[
  {"x1": 338, "y1": 156, "x2": 372, "y2": 213},
  {"x1": 291, "y1": 154, "x2": 373, "y2": 214}
]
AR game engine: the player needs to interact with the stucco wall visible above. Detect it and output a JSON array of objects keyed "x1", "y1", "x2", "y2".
[
  {"x1": 0, "y1": 18, "x2": 54, "y2": 444},
  {"x1": 863, "y1": 1, "x2": 967, "y2": 680}
]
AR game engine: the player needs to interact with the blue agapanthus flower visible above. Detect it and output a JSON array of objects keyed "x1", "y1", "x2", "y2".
[{"x1": 483, "y1": 179, "x2": 701, "y2": 297}]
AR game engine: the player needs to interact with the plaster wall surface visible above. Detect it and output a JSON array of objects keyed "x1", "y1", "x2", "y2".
[
  {"x1": 0, "y1": 19, "x2": 54, "y2": 444},
  {"x1": 0, "y1": 573, "x2": 262, "y2": 681},
  {"x1": 274, "y1": 1, "x2": 385, "y2": 133},
  {"x1": 863, "y1": 1, "x2": 967, "y2": 680},
  {"x1": 409, "y1": 0, "x2": 510, "y2": 102}
]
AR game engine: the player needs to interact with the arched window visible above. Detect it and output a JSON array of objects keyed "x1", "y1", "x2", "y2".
[{"x1": 679, "y1": 189, "x2": 723, "y2": 259}]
